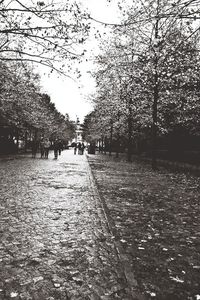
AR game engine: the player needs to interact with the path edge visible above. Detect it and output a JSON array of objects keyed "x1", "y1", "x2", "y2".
[{"x1": 86, "y1": 154, "x2": 146, "y2": 300}]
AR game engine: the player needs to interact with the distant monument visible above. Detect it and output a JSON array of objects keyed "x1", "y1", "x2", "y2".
[{"x1": 74, "y1": 117, "x2": 83, "y2": 143}]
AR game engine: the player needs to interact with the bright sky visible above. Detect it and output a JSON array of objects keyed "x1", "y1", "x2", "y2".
[{"x1": 38, "y1": 0, "x2": 121, "y2": 123}]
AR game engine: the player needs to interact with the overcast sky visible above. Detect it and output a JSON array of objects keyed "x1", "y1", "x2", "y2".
[{"x1": 38, "y1": 0, "x2": 121, "y2": 123}]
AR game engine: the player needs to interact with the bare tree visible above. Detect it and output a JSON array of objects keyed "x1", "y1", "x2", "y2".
[{"x1": 0, "y1": 0, "x2": 90, "y2": 73}]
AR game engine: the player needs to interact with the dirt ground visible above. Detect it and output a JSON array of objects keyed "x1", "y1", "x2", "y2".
[{"x1": 87, "y1": 153, "x2": 200, "y2": 300}]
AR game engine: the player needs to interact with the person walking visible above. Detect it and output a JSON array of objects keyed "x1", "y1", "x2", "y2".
[
  {"x1": 81, "y1": 142, "x2": 85, "y2": 155},
  {"x1": 53, "y1": 138, "x2": 60, "y2": 159},
  {"x1": 40, "y1": 139, "x2": 45, "y2": 158},
  {"x1": 58, "y1": 139, "x2": 63, "y2": 156},
  {"x1": 74, "y1": 143, "x2": 77, "y2": 155},
  {"x1": 44, "y1": 139, "x2": 51, "y2": 159},
  {"x1": 78, "y1": 142, "x2": 82, "y2": 155},
  {"x1": 31, "y1": 140, "x2": 38, "y2": 158}
]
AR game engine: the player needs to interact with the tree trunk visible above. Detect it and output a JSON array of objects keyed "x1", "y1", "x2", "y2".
[
  {"x1": 116, "y1": 111, "x2": 120, "y2": 158},
  {"x1": 152, "y1": 76, "x2": 158, "y2": 170},
  {"x1": 109, "y1": 121, "x2": 113, "y2": 157},
  {"x1": 127, "y1": 117, "x2": 132, "y2": 162},
  {"x1": 34, "y1": 128, "x2": 38, "y2": 141},
  {"x1": 24, "y1": 130, "x2": 28, "y2": 153},
  {"x1": 101, "y1": 136, "x2": 104, "y2": 153},
  {"x1": 104, "y1": 137, "x2": 107, "y2": 154},
  {"x1": 127, "y1": 97, "x2": 133, "y2": 162},
  {"x1": 152, "y1": 2, "x2": 160, "y2": 170},
  {"x1": 116, "y1": 134, "x2": 120, "y2": 158}
]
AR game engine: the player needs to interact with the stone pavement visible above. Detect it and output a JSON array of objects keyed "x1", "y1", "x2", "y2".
[
  {"x1": 0, "y1": 150, "x2": 141, "y2": 300},
  {"x1": 87, "y1": 153, "x2": 200, "y2": 300}
]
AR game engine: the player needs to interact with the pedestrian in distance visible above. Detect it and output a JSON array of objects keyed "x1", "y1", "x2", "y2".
[
  {"x1": 53, "y1": 138, "x2": 60, "y2": 159},
  {"x1": 40, "y1": 138, "x2": 45, "y2": 158},
  {"x1": 58, "y1": 139, "x2": 63, "y2": 156},
  {"x1": 78, "y1": 142, "x2": 82, "y2": 155},
  {"x1": 81, "y1": 142, "x2": 85, "y2": 155},
  {"x1": 44, "y1": 139, "x2": 51, "y2": 159},
  {"x1": 31, "y1": 140, "x2": 38, "y2": 158},
  {"x1": 74, "y1": 143, "x2": 77, "y2": 155}
]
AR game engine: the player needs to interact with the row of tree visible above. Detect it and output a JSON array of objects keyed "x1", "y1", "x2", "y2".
[
  {"x1": 0, "y1": 0, "x2": 90, "y2": 153},
  {"x1": 83, "y1": 0, "x2": 200, "y2": 167},
  {"x1": 0, "y1": 60, "x2": 75, "y2": 153}
]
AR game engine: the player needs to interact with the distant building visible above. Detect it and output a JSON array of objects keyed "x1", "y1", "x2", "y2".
[{"x1": 73, "y1": 117, "x2": 84, "y2": 144}]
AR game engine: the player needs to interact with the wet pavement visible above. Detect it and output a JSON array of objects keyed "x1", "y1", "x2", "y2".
[{"x1": 0, "y1": 150, "x2": 135, "y2": 300}]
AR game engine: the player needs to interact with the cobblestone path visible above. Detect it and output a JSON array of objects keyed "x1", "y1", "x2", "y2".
[{"x1": 0, "y1": 150, "x2": 133, "y2": 300}]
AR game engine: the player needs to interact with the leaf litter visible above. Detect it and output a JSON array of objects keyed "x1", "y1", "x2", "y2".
[{"x1": 88, "y1": 155, "x2": 200, "y2": 299}]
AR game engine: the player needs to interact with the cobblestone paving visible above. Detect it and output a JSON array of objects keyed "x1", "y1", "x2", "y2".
[
  {"x1": 87, "y1": 154, "x2": 200, "y2": 300},
  {"x1": 0, "y1": 150, "x2": 133, "y2": 300}
]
